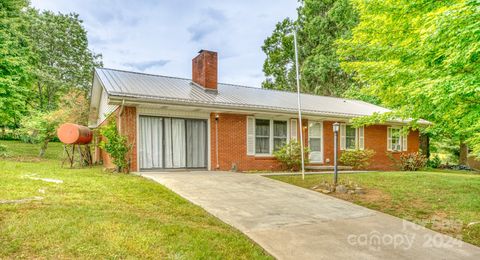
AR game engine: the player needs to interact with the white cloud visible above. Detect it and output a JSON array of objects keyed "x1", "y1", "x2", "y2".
[{"x1": 30, "y1": 0, "x2": 298, "y2": 87}]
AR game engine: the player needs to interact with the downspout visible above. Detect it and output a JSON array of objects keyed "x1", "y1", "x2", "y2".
[
  {"x1": 118, "y1": 99, "x2": 125, "y2": 133},
  {"x1": 117, "y1": 99, "x2": 126, "y2": 173},
  {"x1": 215, "y1": 114, "x2": 219, "y2": 169}
]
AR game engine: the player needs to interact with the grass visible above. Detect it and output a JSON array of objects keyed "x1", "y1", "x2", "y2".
[
  {"x1": 269, "y1": 171, "x2": 480, "y2": 246},
  {"x1": 0, "y1": 141, "x2": 271, "y2": 259}
]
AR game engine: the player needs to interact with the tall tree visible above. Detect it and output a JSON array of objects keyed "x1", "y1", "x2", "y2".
[
  {"x1": 337, "y1": 0, "x2": 480, "y2": 161},
  {"x1": 0, "y1": 0, "x2": 32, "y2": 128},
  {"x1": 27, "y1": 9, "x2": 102, "y2": 111},
  {"x1": 262, "y1": 0, "x2": 358, "y2": 96}
]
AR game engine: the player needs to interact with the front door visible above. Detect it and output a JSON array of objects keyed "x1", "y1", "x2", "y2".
[
  {"x1": 308, "y1": 121, "x2": 323, "y2": 163},
  {"x1": 139, "y1": 116, "x2": 207, "y2": 170}
]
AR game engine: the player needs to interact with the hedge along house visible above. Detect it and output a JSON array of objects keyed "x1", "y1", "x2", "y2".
[{"x1": 89, "y1": 50, "x2": 422, "y2": 172}]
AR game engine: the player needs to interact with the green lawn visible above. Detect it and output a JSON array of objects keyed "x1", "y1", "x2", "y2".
[
  {"x1": 0, "y1": 141, "x2": 271, "y2": 259},
  {"x1": 269, "y1": 171, "x2": 480, "y2": 246}
]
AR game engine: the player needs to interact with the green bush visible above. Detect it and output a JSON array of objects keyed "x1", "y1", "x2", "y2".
[
  {"x1": 0, "y1": 131, "x2": 18, "y2": 141},
  {"x1": 273, "y1": 140, "x2": 310, "y2": 171},
  {"x1": 339, "y1": 149, "x2": 375, "y2": 169},
  {"x1": 399, "y1": 152, "x2": 427, "y2": 171},
  {"x1": 427, "y1": 154, "x2": 442, "y2": 168},
  {"x1": 0, "y1": 144, "x2": 8, "y2": 157},
  {"x1": 99, "y1": 118, "x2": 131, "y2": 173}
]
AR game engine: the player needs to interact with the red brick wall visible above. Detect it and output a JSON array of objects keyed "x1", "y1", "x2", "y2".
[
  {"x1": 97, "y1": 106, "x2": 137, "y2": 172},
  {"x1": 99, "y1": 109, "x2": 420, "y2": 172},
  {"x1": 210, "y1": 115, "x2": 420, "y2": 172},
  {"x1": 210, "y1": 113, "x2": 283, "y2": 171},
  {"x1": 322, "y1": 121, "x2": 420, "y2": 170},
  {"x1": 322, "y1": 121, "x2": 336, "y2": 166}
]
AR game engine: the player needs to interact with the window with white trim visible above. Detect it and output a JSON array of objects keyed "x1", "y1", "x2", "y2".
[
  {"x1": 273, "y1": 120, "x2": 287, "y2": 151},
  {"x1": 345, "y1": 125, "x2": 357, "y2": 150},
  {"x1": 340, "y1": 124, "x2": 364, "y2": 150},
  {"x1": 255, "y1": 119, "x2": 270, "y2": 154},
  {"x1": 387, "y1": 127, "x2": 408, "y2": 151},
  {"x1": 252, "y1": 118, "x2": 288, "y2": 155}
]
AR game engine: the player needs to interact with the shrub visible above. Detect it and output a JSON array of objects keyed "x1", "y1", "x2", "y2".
[
  {"x1": 339, "y1": 149, "x2": 375, "y2": 169},
  {"x1": 274, "y1": 140, "x2": 309, "y2": 171},
  {"x1": 99, "y1": 118, "x2": 131, "y2": 173},
  {"x1": 0, "y1": 144, "x2": 8, "y2": 157},
  {"x1": 398, "y1": 152, "x2": 427, "y2": 171},
  {"x1": 426, "y1": 154, "x2": 441, "y2": 168},
  {"x1": 0, "y1": 131, "x2": 18, "y2": 141},
  {"x1": 17, "y1": 111, "x2": 63, "y2": 156}
]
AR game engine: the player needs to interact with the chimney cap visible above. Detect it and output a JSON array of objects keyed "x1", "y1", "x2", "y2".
[{"x1": 198, "y1": 49, "x2": 217, "y2": 54}]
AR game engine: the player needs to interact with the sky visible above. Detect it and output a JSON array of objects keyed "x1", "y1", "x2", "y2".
[{"x1": 30, "y1": 0, "x2": 298, "y2": 87}]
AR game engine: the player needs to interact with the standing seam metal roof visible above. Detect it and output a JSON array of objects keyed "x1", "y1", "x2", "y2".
[{"x1": 95, "y1": 67, "x2": 391, "y2": 117}]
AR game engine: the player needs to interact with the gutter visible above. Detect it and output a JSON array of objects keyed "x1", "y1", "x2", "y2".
[
  {"x1": 107, "y1": 94, "x2": 356, "y2": 118},
  {"x1": 107, "y1": 94, "x2": 430, "y2": 126}
]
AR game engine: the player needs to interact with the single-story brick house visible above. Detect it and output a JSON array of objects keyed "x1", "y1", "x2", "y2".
[{"x1": 89, "y1": 50, "x2": 423, "y2": 172}]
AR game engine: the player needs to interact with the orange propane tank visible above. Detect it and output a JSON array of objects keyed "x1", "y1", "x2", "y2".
[{"x1": 57, "y1": 123, "x2": 93, "y2": 145}]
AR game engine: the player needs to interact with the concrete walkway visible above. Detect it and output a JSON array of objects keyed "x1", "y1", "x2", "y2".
[{"x1": 142, "y1": 171, "x2": 480, "y2": 260}]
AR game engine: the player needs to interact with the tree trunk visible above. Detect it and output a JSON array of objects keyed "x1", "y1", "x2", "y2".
[
  {"x1": 419, "y1": 133, "x2": 430, "y2": 158},
  {"x1": 39, "y1": 140, "x2": 49, "y2": 157},
  {"x1": 459, "y1": 142, "x2": 468, "y2": 166}
]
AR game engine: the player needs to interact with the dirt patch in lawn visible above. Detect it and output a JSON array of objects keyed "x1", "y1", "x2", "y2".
[
  {"x1": 7, "y1": 156, "x2": 44, "y2": 162},
  {"x1": 424, "y1": 211, "x2": 464, "y2": 238},
  {"x1": 330, "y1": 188, "x2": 391, "y2": 205}
]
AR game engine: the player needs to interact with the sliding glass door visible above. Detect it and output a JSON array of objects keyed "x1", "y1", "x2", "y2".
[
  {"x1": 186, "y1": 120, "x2": 207, "y2": 168},
  {"x1": 139, "y1": 116, "x2": 207, "y2": 170},
  {"x1": 164, "y1": 118, "x2": 186, "y2": 168},
  {"x1": 139, "y1": 116, "x2": 164, "y2": 168}
]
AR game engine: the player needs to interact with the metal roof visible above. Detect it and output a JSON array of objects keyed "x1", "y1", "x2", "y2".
[{"x1": 95, "y1": 67, "x2": 391, "y2": 118}]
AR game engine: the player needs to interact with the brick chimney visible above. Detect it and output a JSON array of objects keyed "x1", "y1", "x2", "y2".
[{"x1": 192, "y1": 50, "x2": 217, "y2": 90}]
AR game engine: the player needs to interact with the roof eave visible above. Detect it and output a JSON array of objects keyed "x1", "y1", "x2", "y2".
[{"x1": 107, "y1": 93, "x2": 414, "y2": 122}]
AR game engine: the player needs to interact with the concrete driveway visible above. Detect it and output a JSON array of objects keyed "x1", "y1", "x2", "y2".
[{"x1": 142, "y1": 171, "x2": 480, "y2": 260}]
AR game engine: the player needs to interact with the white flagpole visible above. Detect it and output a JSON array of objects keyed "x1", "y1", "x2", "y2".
[{"x1": 293, "y1": 30, "x2": 305, "y2": 180}]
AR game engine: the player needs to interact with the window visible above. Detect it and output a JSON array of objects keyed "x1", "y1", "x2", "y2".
[
  {"x1": 273, "y1": 121, "x2": 287, "y2": 151},
  {"x1": 340, "y1": 124, "x2": 364, "y2": 150},
  {"x1": 345, "y1": 125, "x2": 357, "y2": 150},
  {"x1": 255, "y1": 119, "x2": 270, "y2": 154},
  {"x1": 252, "y1": 118, "x2": 288, "y2": 155},
  {"x1": 388, "y1": 127, "x2": 404, "y2": 151}
]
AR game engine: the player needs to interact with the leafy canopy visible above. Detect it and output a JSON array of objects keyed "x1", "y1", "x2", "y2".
[
  {"x1": 262, "y1": 0, "x2": 358, "y2": 96},
  {"x1": 337, "y1": 0, "x2": 480, "y2": 156},
  {"x1": 1, "y1": 3, "x2": 102, "y2": 130},
  {"x1": 0, "y1": 0, "x2": 32, "y2": 127},
  {"x1": 27, "y1": 9, "x2": 102, "y2": 111}
]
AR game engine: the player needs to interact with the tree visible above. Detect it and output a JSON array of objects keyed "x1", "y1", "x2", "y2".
[
  {"x1": 27, "y1": 9, "x2": 102, "y2": 111},
  {"x1": 337, "y1": 0, "x2": 480, "y2": 161},
  {"x1": 262, "y1": 0, "x2": 358, "y2": 96},
  {"x1": 19, "y1": 89, "x2": 89, "y2": 157},
  {"x1": 0, "y1": 0, "x2": 32, "y2": 128}
]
